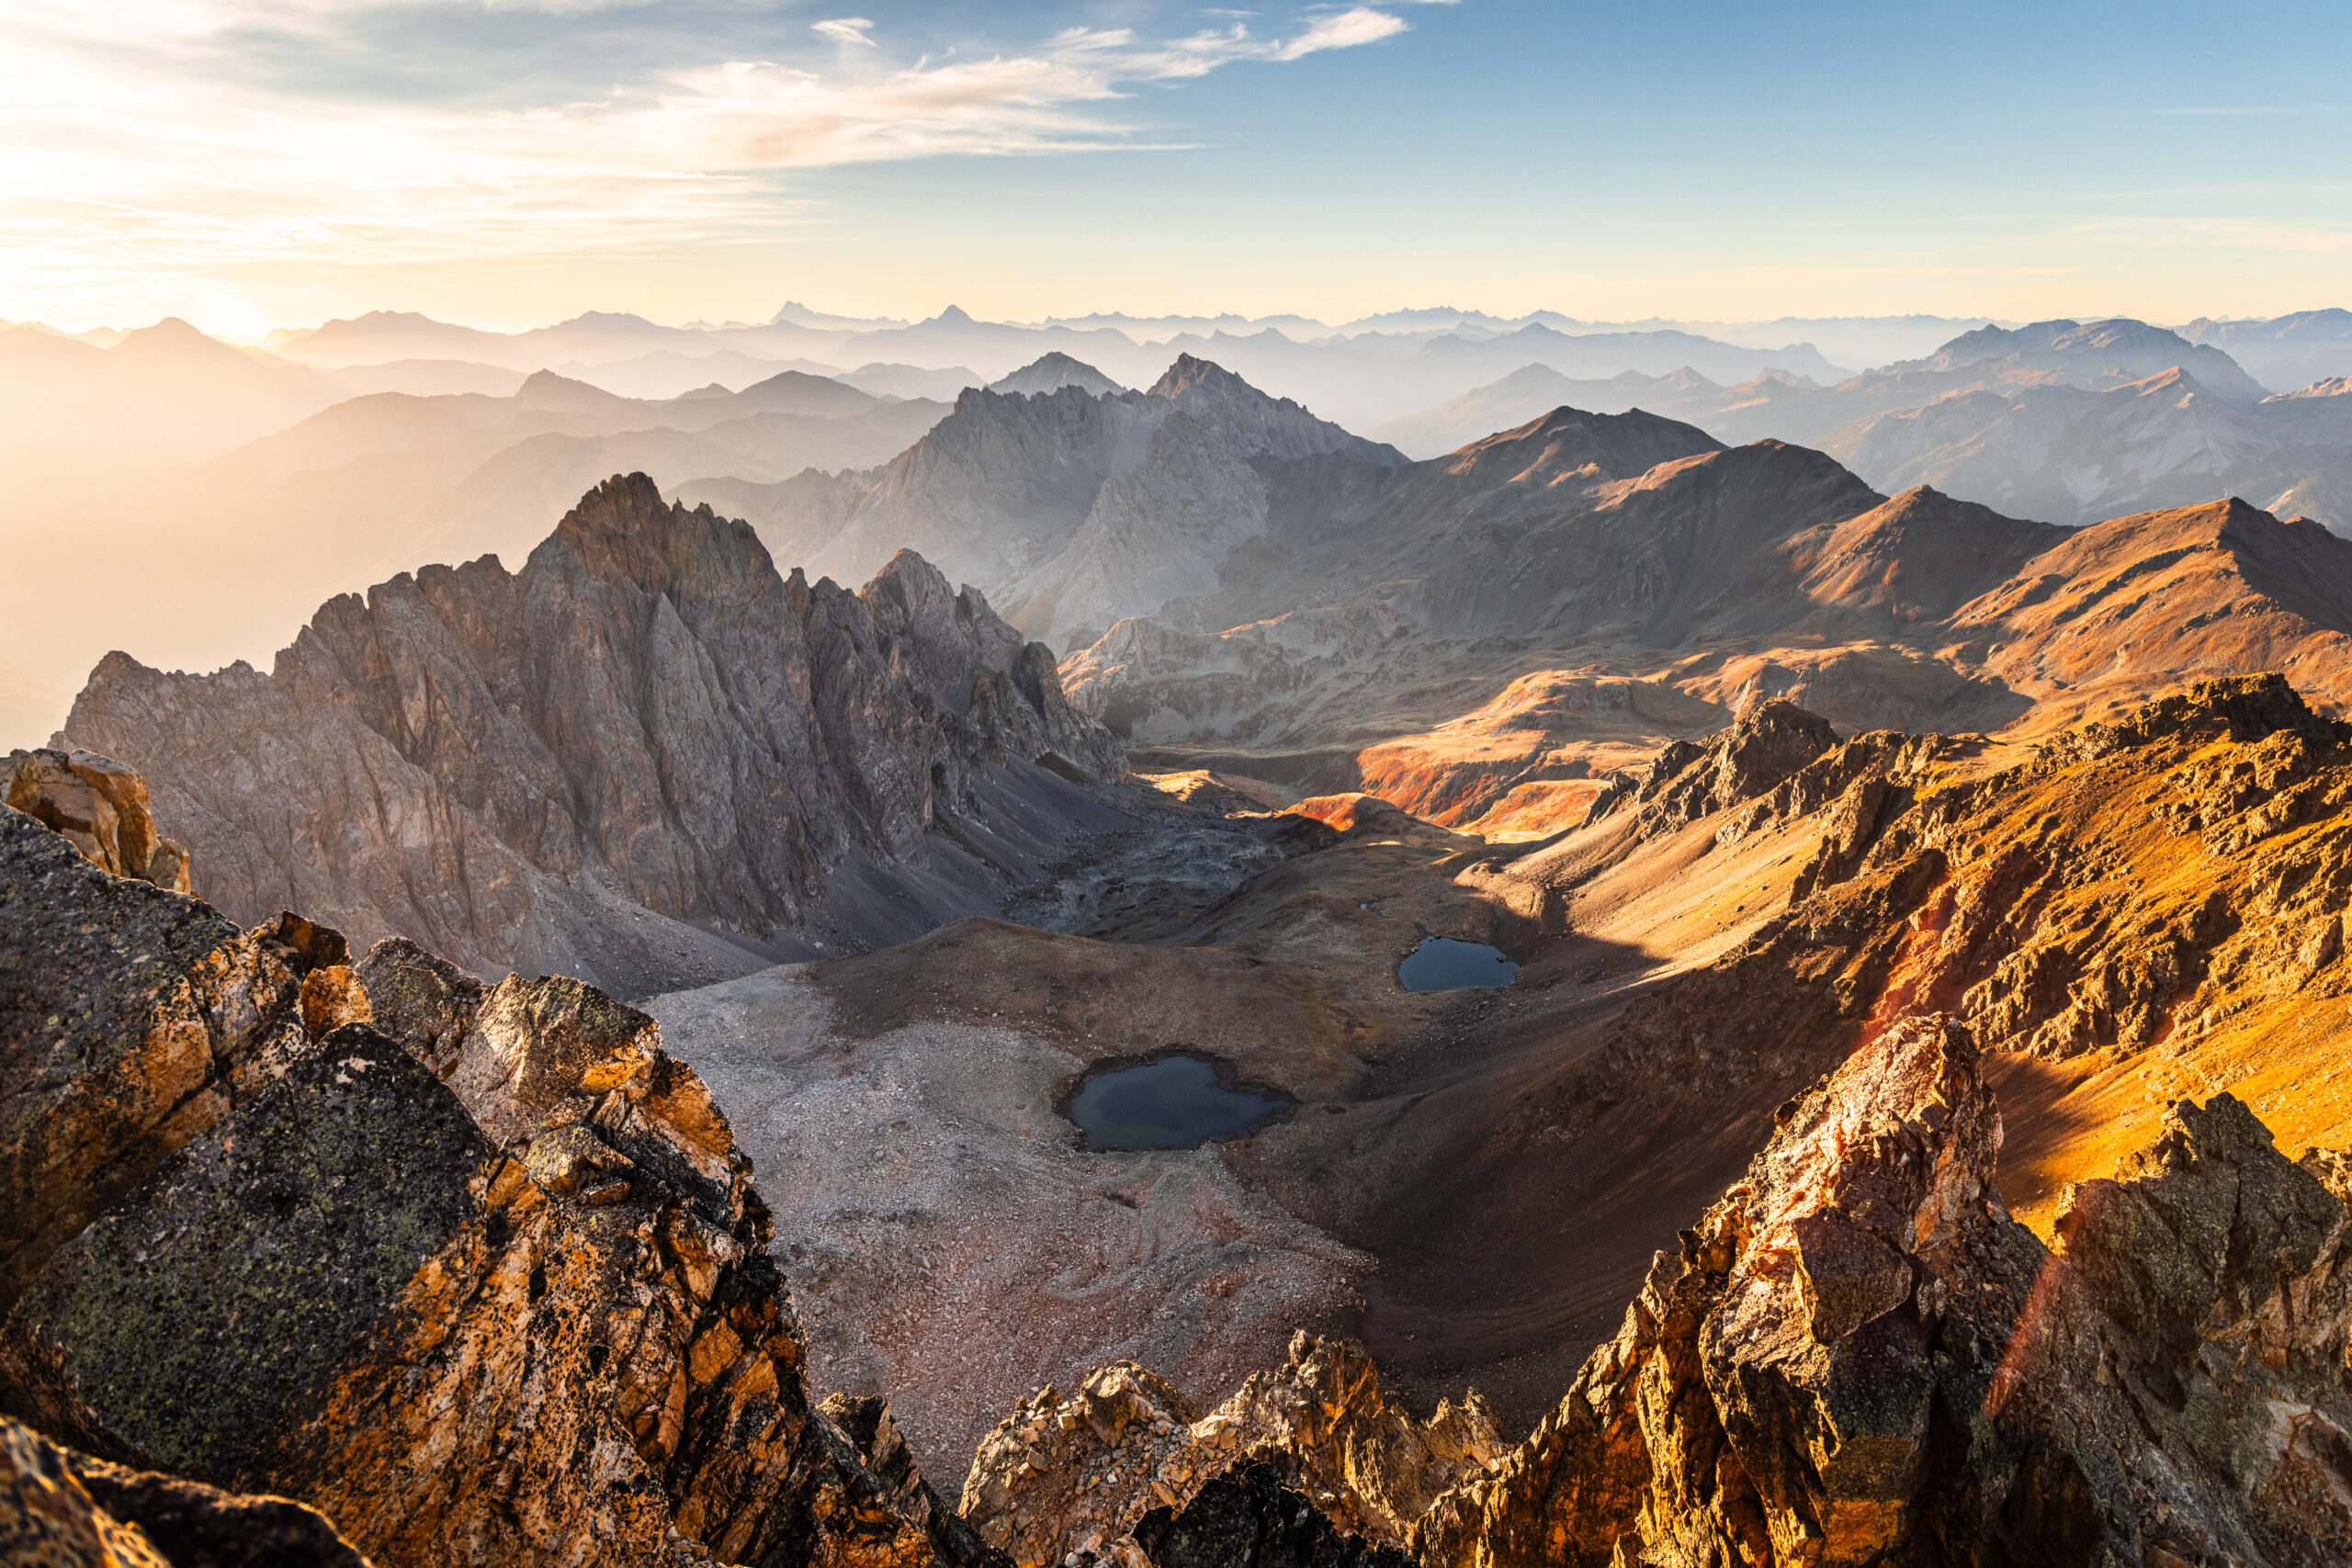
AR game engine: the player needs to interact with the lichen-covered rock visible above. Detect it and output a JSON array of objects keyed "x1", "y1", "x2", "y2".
[
  {"x1": 962, "y1": 1337, "x2": 1501, "y2": 1568},
  {"x1": 6, "y1": 748, "x2": 191, "y2": 894},
  {"x1": 1408, "y1": 1013, "x2": 2352, "y2": 1568},
  {"x1": 0, "y1": 808, "x2": 325, "y2": 1315},
  {"x1": 349, "y1": 938, "x2": 480, "y2": 1076},
  {"x1": 1130, "y1": 1462, "x2": 1414, "y2": 1568},
  {"x1": 0, "y1": 1412, "x2": 172, "y2": 1568},
  {"x1": 1, "y1": 829, "x2": 978, "y2": 1568}
]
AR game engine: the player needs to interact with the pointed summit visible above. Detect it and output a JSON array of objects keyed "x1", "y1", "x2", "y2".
[{"x1": 989, "y1": 353, "x2": 1123, "y2": 398}]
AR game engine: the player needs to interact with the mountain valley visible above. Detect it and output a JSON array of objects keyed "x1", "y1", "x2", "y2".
[{"x1": 13, "y1": 298, "x2": 2352, "y2": 1568}]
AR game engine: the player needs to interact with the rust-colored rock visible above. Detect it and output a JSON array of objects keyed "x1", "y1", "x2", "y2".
[
  {"x1": 1408, "y1": 1013, "x2": 2352, "y2": 1567},
  {"x1": 0, "y1": 807, "x2": 328, "y2": 1315},
  {"x1": 6, "y1": 748, "x2": 191, "y2": 894},
  {"x1": 1, "y1": 796, "x2": 982, "y2": 1568},
  {"x1": 1, "y1": 1411, "x2": 368, "y2": 1567},
  {"x1": 1133, "y1": 1461, "x2": 1414, "y2": 1568}
]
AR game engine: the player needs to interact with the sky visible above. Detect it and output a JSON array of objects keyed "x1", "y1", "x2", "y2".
[{"x1": 6, "y1": 0, "x2": 2350, "y2": 334}]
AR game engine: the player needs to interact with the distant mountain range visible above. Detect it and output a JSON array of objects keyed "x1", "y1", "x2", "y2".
[
  {"x1": 682, "y1": 355, "x2": 1403, "y2": 649},
  {"x1": 1376, "y1": 317, "x2": 2352, "y2": 531},
  {"x1": 7, "y1": 303, "x2": 2352, "y2": 755},
  {"x1": 1063, "y1": 402, "x2": 2352, "y2": 831}
]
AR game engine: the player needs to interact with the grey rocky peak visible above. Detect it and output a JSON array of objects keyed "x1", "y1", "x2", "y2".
[
  {"x1": 989, "y1": 353, "x2": 1125, "y2": 397},
  {"x1": 56, "y1": 473, "x2": 1126, "y2": 996}
]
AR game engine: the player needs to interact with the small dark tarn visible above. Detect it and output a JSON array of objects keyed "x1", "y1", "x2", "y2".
[
  {"x1": 1397, "y1": 936, "x2": 1520, "y2": 992},
  {"x1": 1066, "y1": 1054, "x2": 1292, "y2": 1151}
]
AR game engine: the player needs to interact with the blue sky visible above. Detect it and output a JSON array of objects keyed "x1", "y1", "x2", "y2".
[{"x1": 4, "y1": 0, "x2": 2347, "y2": 332}]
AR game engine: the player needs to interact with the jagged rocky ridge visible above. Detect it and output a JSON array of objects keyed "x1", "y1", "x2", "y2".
[
  {"x1": 56, "y1": 473, "x2": 1126, "y2": 996},
  {"x1": 1405, "y1": 1015, "x2": 2352, "y2": 1567},
  {"x1": 0, "y1": 789, "x2": 989, "y2": 1568},
  {"x1": 2, "y1": 1412, "x2": 368, "y2": 1566}
]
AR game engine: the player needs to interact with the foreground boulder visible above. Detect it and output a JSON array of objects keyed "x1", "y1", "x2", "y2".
[
  {"x1": 1409, "y1": 1013, "x2": 2352, "y2": 1567},
  {"x1": 6, "y1": 748, "x2": 190, "y2": 893},
  {"x1": 1132, "y1": 1462, "x2": 1414, "y2": 1568},
  {"x1": 0, "y1": 1411, "x2": 368, "y2": 1567},
  {"x1": 0, "y1": 795, "x2": 983, "y2": 1568}
]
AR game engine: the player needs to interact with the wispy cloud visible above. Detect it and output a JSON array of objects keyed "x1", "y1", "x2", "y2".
[
  {"x1": 0, "y1": 2, "x2": 1421, "y2": 322},
  {"x1": 811, "y1": 17, "x2": 876, "y2": 48},
  {"x1": 1275, "y1": 7, "x2": 1408, "y2": 58}
]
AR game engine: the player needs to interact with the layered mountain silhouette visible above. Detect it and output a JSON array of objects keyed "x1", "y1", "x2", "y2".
[
  {"x1": 1376, "y1": 317, "x2": 2351, "y2": 532},
  {"x1": 1064, "y1": 398, "x2": 2352, "y2": 832},
  {"x1": 1824, "y1": 365, "x2": 2352, "y2": 525},
  {"x1": 683, "y1": 355, "x2": 1408, "y2": 648},
  {"x1": 2179, "y1": 306, "x2": 2352, "y2": 390}
]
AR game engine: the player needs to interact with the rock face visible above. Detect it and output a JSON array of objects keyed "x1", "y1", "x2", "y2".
[
  {"x1": 57, "y1": 473, "x2": 1127, "y2": 996},
  {"x1": 1408, "y1": 1014, "x2": 2352, "y2": 1568},
  {"x1": 961, "y1": 1336, "x2": 1503, "y2": 1568},
  {"x1": 0, "y1": 795, "x2": 983, "y2": 1568},
  {"x1": 1582, "y1": 698, "x2": 1839, "y2": 840},
  {"x1": 0, "y1": 1412, "x2": 370, "y2": 1568},
  {"x1": 6, "y1": 749, "x2": 190, "y2": 893}
]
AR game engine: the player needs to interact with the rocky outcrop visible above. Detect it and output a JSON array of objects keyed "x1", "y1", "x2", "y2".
[
  {"x1": 1409, "y1": 1013, "x2": 2352, "y2": 1568},
  {"x1": 1583, "y1": 698, "x2": 1839, "y2": 840},
  {"x1": 961, "y1": 1337, "x2": 1502, "y2": 1568},
  {"x1": 0, "y1": 1412, "x2": 368, "y2": 1567},
  {"x1": 57, "y1": 474, "x2": 1126, "y2": 996},
  {"x1": 1134, "y1": 1463, "x2": 1414, "y2": 1568},
  {"x1": 0, "y1": 795, "x2": 982, "y2": 1568},
  {"x1": 6, "y1": 749, "x2": 190, "y2": 893},
  {"x1": 0, "y1": 807, "x2": 354, "y2": 1314}
]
